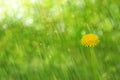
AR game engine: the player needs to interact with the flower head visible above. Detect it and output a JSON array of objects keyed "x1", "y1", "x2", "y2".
[{"x1": 81, "y1": 34, "x2": 99, "y2": 47}]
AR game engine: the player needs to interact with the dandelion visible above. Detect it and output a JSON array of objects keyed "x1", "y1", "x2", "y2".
[
  {"x1": 81, "y1": 33, "x2": 99, "y2": 47},
  {"x1": 81, "y1": 34, "x2": 100, "y2": 79}
]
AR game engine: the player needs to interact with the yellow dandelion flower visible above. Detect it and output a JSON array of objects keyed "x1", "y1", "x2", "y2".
[{"x1": 81, "y1": 34, "x2": 99, "y2": 47}]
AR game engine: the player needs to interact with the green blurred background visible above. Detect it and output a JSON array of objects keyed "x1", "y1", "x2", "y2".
[{"x1": 0, "y1": 0, "x2": 120, "y2": 80}]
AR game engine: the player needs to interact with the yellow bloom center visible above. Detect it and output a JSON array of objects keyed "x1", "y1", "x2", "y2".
[{"x1": 81, "y1": 34, "x2": 99, "y2": 47}]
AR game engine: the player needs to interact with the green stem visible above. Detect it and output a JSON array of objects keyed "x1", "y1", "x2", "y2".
[{"x1": 90, "y1": 48, "x2": 99, "y2": 80}]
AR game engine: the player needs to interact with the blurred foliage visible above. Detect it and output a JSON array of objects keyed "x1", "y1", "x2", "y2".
[{"x1": 0, "y1": 0, "x2": 120, "y2": 80}]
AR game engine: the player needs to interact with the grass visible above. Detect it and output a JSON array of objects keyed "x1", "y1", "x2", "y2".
[{"x1": 0, "y1": 0, "x2": 120, "y2": 80}]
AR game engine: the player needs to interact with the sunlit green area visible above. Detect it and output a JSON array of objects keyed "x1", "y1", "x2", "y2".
[{"x1": 0, "y1": 0, "x2": 120, "y2": 80}]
